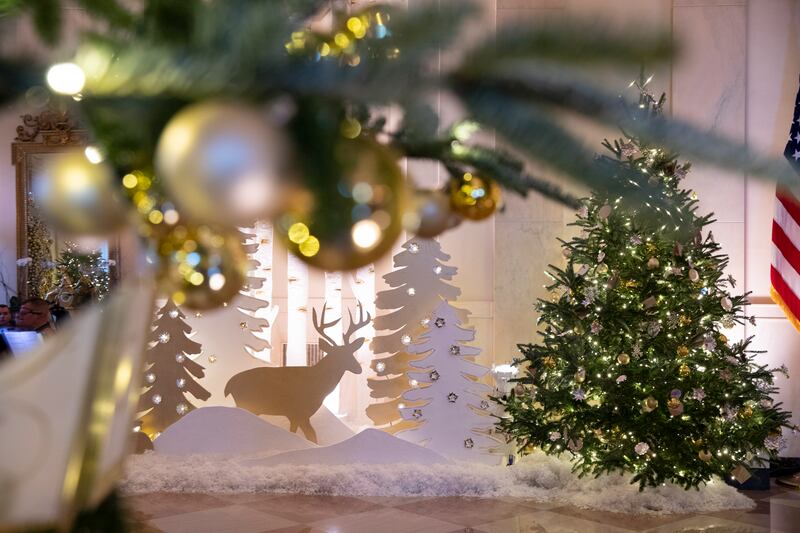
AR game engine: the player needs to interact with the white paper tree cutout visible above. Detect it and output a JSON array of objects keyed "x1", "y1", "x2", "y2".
[
  {"x1": 367, "y1": 238, "x2": 467, "y2": 432},
  {"x1": 238, "y1": 225, "x2": 276, "y2": 360},
  {"x1": 397, "y1": 300, "x2": 498, "y2": 463},
  {"x1": 138, "y1": 299, "x2": 211, "y2": 437}
]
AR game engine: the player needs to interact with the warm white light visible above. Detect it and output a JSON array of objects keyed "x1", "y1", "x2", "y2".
[
  {"x1": 209, "y1": 272, "x2": 226, "y2": 291},
  {"x1": 46, "y1": 62, "x2": 86, "y2": 95},
  {"x1": 163, "y1": 209, "x2": 180, "y2": 225},
  {"x1": 351, "y1": 219, "x2": 381, "y2": 250},
  {"x1": 84, "y1": 145, "x2": 104, "y2": 164}
]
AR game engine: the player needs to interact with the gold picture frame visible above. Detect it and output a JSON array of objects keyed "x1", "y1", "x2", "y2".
[{"x1": 11, "y1": 109, "x2": 120, "y2": 302}]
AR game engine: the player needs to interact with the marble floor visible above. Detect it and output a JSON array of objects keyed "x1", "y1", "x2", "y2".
[{"x1": 125, "y1": 483, "x2": 800, "y2": 533}]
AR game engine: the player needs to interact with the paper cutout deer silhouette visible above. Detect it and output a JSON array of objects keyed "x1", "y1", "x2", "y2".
[{"x1": 224, "y1": 303, "x2": 369, "y2": 443}]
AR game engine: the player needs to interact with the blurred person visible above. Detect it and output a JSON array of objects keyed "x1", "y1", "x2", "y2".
[
  {"x1": 16, "y1": 298, "x2": 55, "y2": 337},
  {"x1": 0, "y1": 304, "x2": 11, "y2": 329}
]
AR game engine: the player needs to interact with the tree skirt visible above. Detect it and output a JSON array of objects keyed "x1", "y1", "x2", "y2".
[{"x1": 122, "y1": 451, "x2": 754, "y2": 515}]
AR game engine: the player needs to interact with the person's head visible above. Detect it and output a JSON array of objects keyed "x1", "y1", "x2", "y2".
[
  {"x1": 17, "y1": 298, "x2": 51, "y2": 331},
  {"x1": 0, "y1": 305, "x2": 10, "y2": 326}
]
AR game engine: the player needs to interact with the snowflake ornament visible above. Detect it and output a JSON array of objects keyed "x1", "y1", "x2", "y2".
[
  {"x1": 434, "y1": 317, "x2": 446, "y2": 328},
  {"x1": 447, "y1": 392, "x2": 459, "y2": 403},
  {"x1": 572, "y1": 388, "x2": 586, "y2": 401}
]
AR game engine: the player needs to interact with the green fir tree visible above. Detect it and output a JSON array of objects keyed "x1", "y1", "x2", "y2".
[{"x1": 498, "y1": 81, "x2": 794, "y2": 490}]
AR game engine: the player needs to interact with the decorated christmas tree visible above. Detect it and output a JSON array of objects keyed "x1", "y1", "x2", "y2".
[
  {"x1": 398, "y1": 300, "x2": 499, "y2": 463},
  {"x1": 138, "y1": 299, "x2": 211, "y2": 437},
  {"x1": 368, "y1": 238, "x2": 466, "y2": 431},
  {"x1": 498, "y1": 82, "x2": 794, "y2": 489}
]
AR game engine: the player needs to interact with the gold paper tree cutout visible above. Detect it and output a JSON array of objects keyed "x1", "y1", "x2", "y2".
[
  {"x1": 367, "y1": 238, "x2": 467, "y2": 432},
  {"x1": 138, "y1": 299, "x2": 211, "y2": 437}
]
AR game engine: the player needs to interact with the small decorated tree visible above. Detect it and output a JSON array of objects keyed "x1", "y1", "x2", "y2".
[
  {"x1": 398, "y1": 300, "x2": 498, "y2": 463},
  {"x1": 368, "y1": 238, "x2": 466, "y2": 432},
  {"x1": 138, "y1": 299, "x2": 211, "y2": 437},
  {"x1": 498, "y1": 82, "x2": 794, "y2": 489}
]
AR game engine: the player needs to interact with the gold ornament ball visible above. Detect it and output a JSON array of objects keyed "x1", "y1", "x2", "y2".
[
  {"x1": 156, "y1": 100, "x2": 293, "y2": 228},
  {"x1": 597, "y1": 263, "x2": 609, "y2": 275},
  {"x1": 647, "y1": 257, "x2": 660, "y2": 270},
  {"x1": 617, "y1": 353, "x2": 630, "y2": 365},
  {"x1": 698, "y1": 450, "x2": 712, "y2": 462},
  {"x1": 679, "y1": 314, "x2": 692, "y2": 327},
  {"x1": 33, "y1": 150, "x2": 129, "y2": 235},
  {"x1": 642, "y1": 396, "x2": 658, "y2": 412},
  {"x1": 718, "y1": 334, "x2": 728, "y2": 344},
  {"x1": 677, "y1": 345, "x2": 690, "y2": 358},
  {"x1": 542, "y1": 356, "x2": 557, "y2": 368},
  {"x1": 574, "y1": 368, "x2": 586, "y2": 383},
  {"x1": 679, "y1": 363, "x2": 690, "y2": 377},
  {"x1": 157, "y1": 224, "x2": 248, "y2": 310},
  {"x1": 275, "y1": 137, "x2": 408, "y2": 271},
  {"x1": 449, "y1": 172, "x2": 501, "y2": 221},
  {"x1": 739, "y1": 405, "x2": 753, "y2": 418},
  {"x1": 403, "y1": 188, "x2": 453, "y2": 238}
]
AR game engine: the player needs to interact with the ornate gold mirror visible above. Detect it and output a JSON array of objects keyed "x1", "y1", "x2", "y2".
[{"x1": 11, "y1": 110, "x2": 120, "y2": 304}]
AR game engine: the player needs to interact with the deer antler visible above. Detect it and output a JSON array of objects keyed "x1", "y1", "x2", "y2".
[
  {"x1": 344, "y1": 301, "x2": 371, "y2": 344},
  {"x1": 312, "y1": 302, "x2": 340, "y2": 346}
]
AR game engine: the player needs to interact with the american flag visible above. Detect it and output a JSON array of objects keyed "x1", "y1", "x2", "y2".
[{"x1": 771, "y1": 80, "x2": 800, "y2": 332}]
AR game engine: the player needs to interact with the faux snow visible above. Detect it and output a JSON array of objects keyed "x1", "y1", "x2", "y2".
[
  {"x1": 243, "y1": 429, "x2": 448, "y2": 466},
  {"x1": 126, "y1": 432, "x2": 753, "y2": 514},
  {"x1": 260, "y1": 405, "x2": 355, "y2": 446},
  {"x1": 153, "y1": 407, "x2": 314, "y2": 456}
]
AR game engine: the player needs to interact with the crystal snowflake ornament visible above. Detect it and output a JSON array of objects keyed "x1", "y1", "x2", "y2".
[
  {"x1": 429, "y1": 370, "x2": 440, "y2": 381},
  {"x1": 449, "y1": 345, "x2": 461, "y2": 356},
  {"x1": 447, "y1": 392, "x2": 459, "y2": 403},
  {"x1": 158, "y1": 332, "x2": 170, "y2": 343},
  {"x1": 434, "y1": 317, "x2": 446, "y2": 328}
]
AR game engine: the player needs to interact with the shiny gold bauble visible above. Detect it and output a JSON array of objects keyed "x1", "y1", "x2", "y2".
[
  {"x1": 275, "y1": 137, "x2": 408, "y2": 271},
  {"x1": 574, "y1": 367, "x2": 586, "y2": 383},
  {"x1": 739, "y1": 405, "x2": 753, "y2": 419},
  {"x1": 596, "y1": 263, "x2": 609, "y2": 275},
  {"x1": 642, "y1": 396, "x2": 658, "y2": 412},
  {"x1": 692, "y1": 438, "x2": 705, "y2": 448},
  {"x1": 647, "y1": 257, "x2": 660, "y2": 270},
  {"x1": 679, "y1": 363, "x2": 691, "y2": 377},
  {"x1": 403, "y1": 188, "x2": 453, "y2": 238},
  {"x1": 448, "y1": 171, "x2": 501, "y2": 221},
  {"x1": 33, "y1": 150, "x2": 129, "y2": 235},
  {"x1": 677, "y1": 345, "x2": 690, "y2": 358},
  {"x1": 718, "y1": 334, "x2": 728, "y2": 344},
  {"x1": 542, "y1": 356, "x2": 557, "y2": 368},
  {"x1": 679, "y1": 314, "x2": 692, "y2": 327},
  {"x1": 156, "y1": 100, "x2": 292, "y2": 227},
  {"x1": 698, "y1": 450, "x2": 712, "y2": 462},
  {"x1": 157, "y1": 224, "x2": 248, "y2": 309},
  {"x1": 617, "y1": 353, "x2": 630, "y2": 365}
]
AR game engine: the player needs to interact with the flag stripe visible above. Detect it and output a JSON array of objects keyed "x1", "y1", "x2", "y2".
[
  {"x1": 777, "y1": 189, "x2": 800, "y2": 228},
  {"x1": 772, "y1": 221, "x2": 800, "y2": 277},
  {"x1": 772, "y1": 243, "x2": 800, "y2": 297},
  {"x1": 775, "y1": 199, "x2": 800, "y2": 252},
  {"x1": 771, "y1": 265, "x2": 800, "y2": 322}
]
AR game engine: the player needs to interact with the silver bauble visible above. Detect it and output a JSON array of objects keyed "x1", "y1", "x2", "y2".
[
  {"x1": 33, "y1": 150, "x2": 129, "y2": 235},
  {"x1": 156, "y1": 101, "x2": 292, "y2": 227}
]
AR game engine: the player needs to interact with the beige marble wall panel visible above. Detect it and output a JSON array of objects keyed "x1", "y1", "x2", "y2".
[{"x1": 672, "y1": 4, "x2": 746, "y2": 224}]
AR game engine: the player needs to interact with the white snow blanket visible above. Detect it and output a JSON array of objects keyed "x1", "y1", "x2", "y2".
[
  {"x1": 153, "y1": 407, "x2": 315, "y2": 456},
  {"x1": 125, "y1": 441, "x2": 754, "y2": 514},
  {"x1": 243, "y1": 429, "x2": 447, "y2": 466}
]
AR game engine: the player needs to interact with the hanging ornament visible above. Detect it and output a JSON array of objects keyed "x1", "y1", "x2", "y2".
[
  {"x1": 542, "y1": 356, "x2": 557, "y2": 368},
  {"x1": 574, "y1": 367, "x2": 586, "y2": 383},
  {"x1": 403, "y1": 188, "x2": 452, "y2": 238},
  {"x1": 596, "y1": 263, "x2": 609, "y2": 275},
  {"x1": 642, "y1": 396, "x2": 658, "y2": 412},
  {"x1": 698, "y1": 450, "x2": 712, "y2": 462},
  {"x1": 667, "y1": 398, "x2": 684, "y2": 416},
  {"x1": 673, "y1": 242, "x2": 683, "y2": 256},
  {"x1": 679, "y1": 314, "x2": 692, "y2": 327},
  {"x1": 33, "y1": 150, "x2": 129, "y2": 235},
  {"x1": 448, "y1": 171, "x2": 501, "y2": 220},
  {"x1": 739, "y1": 405, "x2": 754, "y2": 418},
  {"x1": 157, "y1": 224, "x2": 248, "y2": 309},
  {"x1": 721, "y1": 297, "x2": 733, "y2": 312},
  {"x1": 597, "y1": 204, "x2": 612, "y2": 220},
  {"x1": 677, "y1": 345, "x2": 690, "y2": 358},
  {"x1": 617, "y1": 353, "x2": 630, "y2": 365},
  {"x1": 276, "y1": 137, "x2": 408, "y2": 270},
  {"x1": 156, "y1": 101, "x2": 292, "y2": 227},
  {"x1": 679, "y1": 363, "x2": 690, "y2": 377},
  {"x1": 634, "y1": 442, "x2": 650, "y2": 455},
  {"x1": 562, "y1": 247, "x2": 573, "y2": 258},
  {"x1": 688, "y1": 268, "x2": 700, "y2": 282},
  {"x1": 647, "y1": 257, "x2": 660, "y2": 270},
  {"x1": 642, "y1": 296, "x2": 657, "y2": 309},
  {"x1": 514, "y1": 384, "x2": 525, "y2": 395}
]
